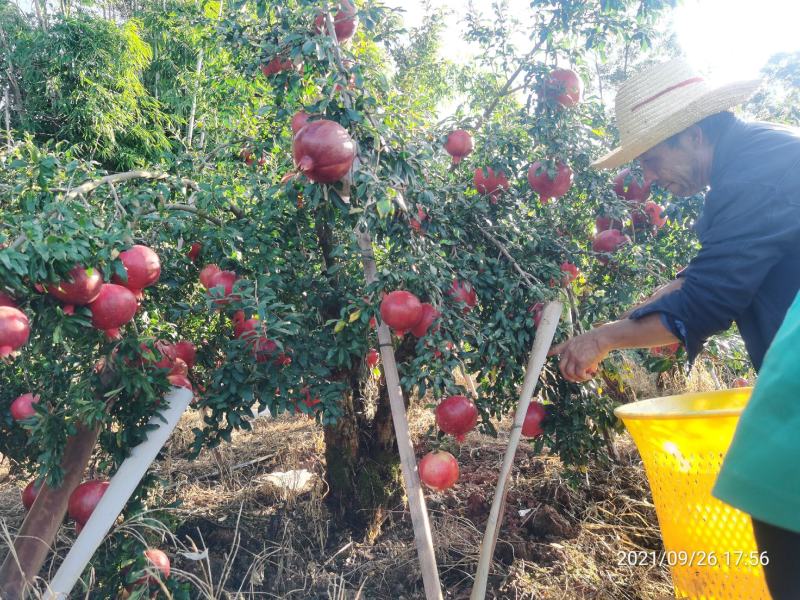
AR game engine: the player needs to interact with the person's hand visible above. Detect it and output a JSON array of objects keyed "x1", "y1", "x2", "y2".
[{"x1": 548, "y1": 329, "x2": 610, "y2": 382}]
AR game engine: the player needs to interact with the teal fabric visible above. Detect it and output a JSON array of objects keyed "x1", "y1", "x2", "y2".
[{"x1": 713, "y1": 291, "x2": 800, "y2": 533}]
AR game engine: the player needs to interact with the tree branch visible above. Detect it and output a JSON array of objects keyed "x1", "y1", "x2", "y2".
[
  {"x1": 140, "y1": 203, "x2": 223, "y2": 226},
  {"x1": 475, "y1": 222, "x2": 541, "y2": 289},
  {"x1": 62, "y1": 170, "x2": 171, "y2": 199}
]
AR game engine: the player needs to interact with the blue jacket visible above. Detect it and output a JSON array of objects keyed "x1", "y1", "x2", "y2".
[{"x1": 630, "y1": 118, "x2": 800, "y2": 371}]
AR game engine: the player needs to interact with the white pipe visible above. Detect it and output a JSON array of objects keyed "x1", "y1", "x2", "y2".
[{"x1": 43, "y1": 387, "x2": 193, "y2": 600}]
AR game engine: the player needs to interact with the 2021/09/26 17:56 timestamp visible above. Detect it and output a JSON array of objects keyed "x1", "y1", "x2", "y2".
[{"x1": 617, "y1": 550, "x2": 770, "y2": 567}]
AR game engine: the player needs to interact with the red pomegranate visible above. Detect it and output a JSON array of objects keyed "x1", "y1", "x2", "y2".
[
  {"x1": 644, "y1": 201, "x2": 667, "y2": 229},
  {"x1": 409, "y1": 205, "x2": 428, "y2": 233},
  {"x1": 418, "y1": 451, "x2": 459, "y2": 491},
  {"x1": 529, "y1": 302, "x2": 544, "y2": 328},
  {"x1": 314, "y1": 1, "x2": 358, "y2": 41},
  {"x1": 88, "y1": 284, "x2": 138, "y2": 338},
  {"x1": 199, "y1": 264, "x2": 221, "y2": 289},
  {"x1": 47, "y1": 265, "x2": 103, "y2": 307},
  {"x1": 613, "y1": 168, "x2": 651, "y2": 202},
  {"x1": 233, "y1": 316, "x2": 262, "y2": 340},
  {"x1": 68, "y1": 480, "x2": 110, "y2": 525},
  {"x1": 473, "y1": 167, "x2": 509, "y2": 202},
  {"x1": 260, "y1": 56, "x2": 296, "y2": 77},
  {"x1": 291, "y1": 111, "x2": 311, "y2": 134},
  {"x1": 253, "y1": 337, "x2": 278, "y2": 363},
  {"x1": 651, "y1": 342, "x2": 680, "y2": 357},
  {"x1": 732, "y1": 377, "x2": 749, "y2": 388},
  {"x1": 544, "y1": 68, "x2": 583, "y2": 108},
  {"x1": 411, "y1": 303, "x2": 440, "y2": 338},
  {"x1": 596, "y1": 214, "x2": 624, "y2": 232},
  {"x1": 22, "y1": 480, "x2": 40, "y2": 511},
  {"x1": 380, "y1": 290, "x2": 423, "y2": 335},
  {"x1": 0, "y1": 306, "x2": 30, "y2": 356},
  {"x1": 112, "y1": 245, "x2": 161, "y2": 291},
  {"x1": 135, "y1": 549, "x2": 171, "y2": 587},
  {"x1": 172, "y1": 341, "x2": 196, "y2": 369},
  {"x1": 448, "y1": 280, "x2": 477, "y2": 312},
  {"x1": 522, "y1": 402, "x2": 546, "y2": 437},
  {"x1": 167, "y1": 373, "x2": 193, "y2": 392},
  {"x1": 527, "y1": 161, "x2": 573, "y2": 203},
  {"x1": 592, "y1": 229, "x2": 630, "y2": 259},
  {"x1": 206, "y1": 270, "x2": 238, "y2": 305},
  {"x1": 168, "y1": 357, "x2": 189, "y2": 377},
  {"x1": 0, "y1": 292, "x2": 16, "y2": 308},
  {"x1": 435, "y1": 395, "x2": 478, "y2": 442},
  {"x1": 293, "y1": 120, "x2": 356, "y2": 184},
  {"x1": 187, "y1": 242, "x2": 202, "y2": 262},
  {"x1": 366, "y1": 349, "x2": 379, "y2": 368},
  {"x1": 560, "y1": 261, "x2": 580, "y2": 285},
  {"x1": 11, "y1": 392, "x2": 39, "y2": 421},
  {"x1": 444, "y1": 129, "x2": 473, "y2": 165}
]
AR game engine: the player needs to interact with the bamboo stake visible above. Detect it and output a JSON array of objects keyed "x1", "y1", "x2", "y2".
[
  {"x1": 470, "y1": 301, "x2": 562, "y2": 600},
  {"x1": 356, "y1": 227, "x2": 443, "y2": 600}
]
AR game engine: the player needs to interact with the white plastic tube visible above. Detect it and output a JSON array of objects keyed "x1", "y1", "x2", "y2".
[{"x1": 43, "y1": 387, "x2": 193, "y2": 600}]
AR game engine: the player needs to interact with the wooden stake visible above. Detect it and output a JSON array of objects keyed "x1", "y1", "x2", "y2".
[
  {"x1": 356, "y1": 227, "x2": 443, "y2": 600},
  {"x1": 470, "y1": 301, "x2": 562, "y2": 600}
]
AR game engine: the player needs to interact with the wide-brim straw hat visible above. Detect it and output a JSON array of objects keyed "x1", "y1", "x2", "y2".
[{"x1": 592, "y1": 58, "x2": 761, "y2": 170}]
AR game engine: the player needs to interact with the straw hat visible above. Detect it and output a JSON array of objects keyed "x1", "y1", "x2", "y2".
[{"x1": 592, "y1": 59, "x2": 760, "y2": 170}]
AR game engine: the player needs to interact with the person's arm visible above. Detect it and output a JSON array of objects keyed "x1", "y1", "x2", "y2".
[
  {"x1": 620, "y1": 277, "x2": 684, "y2": 319},
  {"x1": 549, "y1": 313, "x2": 678, "y2": 382}
]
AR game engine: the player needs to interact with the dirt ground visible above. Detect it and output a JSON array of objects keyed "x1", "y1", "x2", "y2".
[{"x1": 0, "y1": 398, "x2": 676, "y2": 599}]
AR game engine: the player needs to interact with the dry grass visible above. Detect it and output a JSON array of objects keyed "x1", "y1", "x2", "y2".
[{"x1": 0, "y1": 389, "x2": 682, "y2": 599}]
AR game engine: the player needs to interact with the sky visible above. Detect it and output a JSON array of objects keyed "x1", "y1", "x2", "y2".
[{"x1": 383, "y1": 0, "x2": 800, "y2": 83}]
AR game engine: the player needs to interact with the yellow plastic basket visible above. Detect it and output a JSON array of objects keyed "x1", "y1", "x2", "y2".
[{"x1": 615, "y1": 388, "x2": 770, "y2": 599}]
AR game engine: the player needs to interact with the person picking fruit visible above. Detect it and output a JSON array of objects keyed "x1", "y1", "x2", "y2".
[{"x1": 549, "y1": 58, "x2": 800, "y2": 598}]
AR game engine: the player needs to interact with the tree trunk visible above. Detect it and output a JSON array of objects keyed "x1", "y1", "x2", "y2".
[
  {"x1": 186, "y1": 49, "x2": 203, "y2": 149},
  {"x1": 323, "y1": 374, "x2": 403, "y2": 540},
  {"x1": 0, "y1": 424, "x2": 100, "y2": 598}
]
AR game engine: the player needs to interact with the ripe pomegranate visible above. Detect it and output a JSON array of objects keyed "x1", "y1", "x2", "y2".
[
  {"x1": 233, "y1": 316, "x2": 261, "y2": 340},
  {"x1": 613, "y1": 168, "x2": 651, "y2": 202},
  {"x1": 380, "y1": 291, "x2": 423, "y2": 335},
  {"x1": 112, "y1": 245, "x2": 161, "y2": 291},
  {"x1": 187, "y1": 242, "x2": 202, "y2": 262},
  {"x1": 527, "y1": 161, "x2": 573, "y2": 203},
  {"x1": 0, "y1": 306, "x2": 30, "y2": 356},
  {"x1": 419, "y1": 451, "x2": 459, "y2": 491},
  {"x1": 444, "y1": 129, "x2": 473, "y2": 165},
  {"x1": 560, "y1": 261, "x2": 580, "y2": 285},
  {"x1": 366, "y1": 349, "x2": 379, "y2": 368},
  {"x1": 199, "y1": 264, "x2": 221, "y2": 289},
  {"x1": 448, "y1": 280, "x2": 477, "y2": 312},
  {"x1": 11, "y1": 392, "x2": 39, "y2": 421},
  {"x1": 253, "y1": 337, "x2": 278, "y2": 363},
  {"x1": 167, "y1": 373, "x2": 193, "y2": 391},
  {"x1": 47, "y1": 265, "x2": 103, "y2": 308},
  {"x1": 314, "y1": 0, "x2": 358, "y2": 41},
  {"x1": 644, "y1": 201, "x2": 667, "y2": 229},
  {"x1": 291, "y1": 111, "x2": 311, "y2": 134},
  {"x1": 261, "y1": 56, "x2": 296, "y2": 77},
  {"x1": 651, "y1": 342, "x2": 680, "y2": 357},
  {"x1": 409, "y1": 205, "x2": 428, "y2": 234},
  {"x1": 595, "y1": 214, "x2": 624, "y2": 232},
  {"x1": 68, "y1": 480, "x2": 110, "y2": 525},
  {"x1": 206, "y1": 270, "x2": 238, "y2": 305},
  {"x1": 732, "y1": 377, "x2": 749, "y2": 388},
  {"x1": 168, "y1": 357, "x2": 189, "y2": 377},
  {"x1": 135, "y1": 549, "x2": 171, "y2": 587},
  {"x1": 22, "y1": 481, "x2": 40, "y2": 511},
  {"x1": 544, "y1": 68, "x2": 583, "y2": 107},
  {"x1": 89, "y1": 284, "x2": 138, "y2": 339},
  {"x1": 435, "y1": 395, "x2": 478, "y2": 442},
  {"x1": 522, "y1": 402, "x2": 546, "y2": 437},
  {"x1": 411, "y1": 303, "x2": 440, "y2": 338},
  {"x1": 592, "y1": 229, "x2": 630, "y2": 262},
  {"x1": 473, "y1": 167, "x2": 509, "y2": 202},
  {"x1": 172, "y1": 341, "x2": 196, "y2": 369},
  {"x1": 0, "y1": 292, "x2": 16, "y2": 308},
  {"x1": 529, "y1": 302, "x2": 544, "y2": 328},
  {"x1": 293, "y1": 120, "x2": 356, "y2": 184}
]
